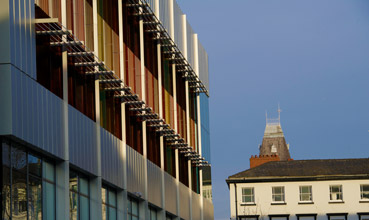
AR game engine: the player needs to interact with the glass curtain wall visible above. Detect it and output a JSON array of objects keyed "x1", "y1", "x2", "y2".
[
  {"x1": 69, "y1": 171, "x2": 90, "y2": 220},
  {"x1": 127, "y1": 196, "x2": 139, "y2": 220},
  {"x1": 149, "y1": 206, "x2": 157, "y2": 220},
  {"x1": 102, "y1": 186, "x2": 117, "y2": 220},
  {"x1": 1, "y1": 139, "x2": 56, "y2": 220}
]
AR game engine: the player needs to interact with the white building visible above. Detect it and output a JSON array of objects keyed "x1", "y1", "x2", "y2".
[{"x1": 226, "y1": 158, "x2": 369, "y2": 220}]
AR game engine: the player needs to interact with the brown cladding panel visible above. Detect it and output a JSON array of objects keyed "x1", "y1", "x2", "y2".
[
  {"x1": 176, "y1": 73, "x2": 187, "y2": 141},
  {"x1": 66, "y1": 0, "x2": 86, "y2": 42},
  {"x1": 125, "y1": 106, "x2": 143, "y2": 154},
  {"x1": 85, "y1": 0, "x2": 94, "y2": 50},
  {"x1": 179, "y1": 154, "x2": 189, "y2": 187},
  {"x1": 123, "y1": 3, "x2": 141, "y2": 95},
  {"x1": 35, "y1": 0, "x2": 61, "y2": 21}
]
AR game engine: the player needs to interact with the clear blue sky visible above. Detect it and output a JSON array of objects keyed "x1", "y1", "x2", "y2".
[{"x1": 177, "y1": 1, "x2": 369, "y2": 219}]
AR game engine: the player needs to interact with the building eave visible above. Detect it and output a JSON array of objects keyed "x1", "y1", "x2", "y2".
[{"x1": 226, "y1": 174, "x2": 369, "y2": 185}]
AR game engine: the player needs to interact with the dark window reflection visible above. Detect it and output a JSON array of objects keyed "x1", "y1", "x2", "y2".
[
  {"x1": 69, "y1": 171, "x2": 90, "y2": 220},
  {"x1": 12, "y1": 171, "x2": 27, "y2": 220},
  {"x1": 28, "y1": 154, "x2": 42, "y2": 177},
  {"x1": 1, "y1": 140, "x2": 56, "y2": 220},
  {"x1": 11, "y1": 147, "x2": 27, "y2": 173},
  {"x1": 29, "y1": 176, "x2": 42, "y2": 220},
  {"x1": 2, "y1": 142, "x2": 11, "y2": 220}
]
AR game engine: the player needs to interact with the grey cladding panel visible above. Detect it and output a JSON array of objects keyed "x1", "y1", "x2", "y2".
[
  {"x1": 179, "y1": 182, "x2": 190, "y2": 220},
  {"x1": 147, "y1": 161, "x2": 162, "y2": 207},
  {"x1": 186, "y1": 21, "x2": 195, "y2": 67},
  {"x1": 173, "y1": 0, "x2": 184, "y2": 52},
  {"x1": 11, "y1": 68, "x2": 64, "y2": 158},
  {"x1": 192, "y1": 191, "x2": 201, "y2": 220},
  {"x1": 0, "y1": 65, "x2": 12, "y2": 135},
  {"x1": 126, "y1": 145, "x2": 145, "y2": 194},
  {"x1": 159, "y1": 0, "x2": 171, "y2": 35},
  {"x1": 198, "y1": 42, "x2": 209, "y2": 90},
  {"x1": 164, "y1": 172, "x2": 177, "y2": 215},
  {"x1": 203, "y1": 197, "x2": 214, "y2": 220},
  {"x1": 8, "y1": 0, "x2": 36, "y2": 79},
  {"x1": 101, "y1": 128, "x2": 124, "y2": 189},
  {"x1": 68, "y1": 106, "x2": 98, "y2": 175}
]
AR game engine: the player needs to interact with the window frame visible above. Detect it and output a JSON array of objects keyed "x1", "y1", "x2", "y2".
[
  {"x1": 272, "y1": 186, "x2": 285, "y2": 204},
  {"x1": 360, "y1": 184, "x2": 369, "y2": 201},
  {"x1": 329, "y1": 185, "x2": 343, "y2": 202},
  {"x1": 128, "y1": 196, "x2": 139, "y2": 220},
  {"x1": 299, "y1": 185, "x2": 313, "y2": 203},
  {"x1": 241, "y1": 187, "x2": 255, "y2": 204},
  {"x1": 296, "y1": 214, "x2": 317, "y2": 220},
  {"x1": 327, "y1": 213, "x2": 348, "y2": 220},
  {"x1": 238, "y1": 215, "x2": 259, "y2": 220},
  {"x1": 102, "y1": 185, "x2": 118, "y2": 220},
  {"x1": 358, "y1": 212, "x2": 369, "y2": 220},
  {"x1": 69, "y1": 170, "x2": 90, "y2": 220},
  {"x1": 269, "y1": 214, "x2": 290, "y2": 220}
]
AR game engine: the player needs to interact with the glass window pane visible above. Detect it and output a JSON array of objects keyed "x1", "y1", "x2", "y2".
[
  {"x1": 43, "y1": 181, "x2": 56, "y2": 220},
  {"x1": 132, "y1": 200, "x2": 138, "y2": 216},
  {"x1": 70, "y1": 175, "x2": 78, "y2": 192},
  {"x1": 102, "y1": 203, "x2": 107, "y2": 220},
  {"x1": 70, "y1": 191, "x2": 78, "y2": 220},
  {"x1": 362, "y1": 192, "x2": 369, "y2": 199},
  {"x1": 28, "y1": 154, "x2": 42, "y2": 177},
  {"x1": 108, "y1": 190, "x2": 116, "y2": 207},
  {"x1": 42, "y1": 161, "x2": 55, "y2": 182},
  {"x1": 273, "y1": 187, "x2": 281, "y2": 194},
  {"x1": 128, "y1": 199, "x2": 132, "y2": 214},
  {"x1": 244, "y1": 196, "x2": 252, "y2": 203},
  {"x1": 12, "y1": 171, "x2": 27, "y2": 220},
  {"x1": 362, "y1": 185, "x2": 369, "y2": 191},
  {"x1": 150, "y1": 208, "x2": 157, "y2": 220},
  {"x1": 243, "y1": 188, "x2": 251, "y2": 195},
  {"x1": 102, "y1": 187, "x2": 107, "y2": 204},
  {"x1": 2, "y1": 165, "x2": 11, "y2": 219},
  {"x1": 301, "y1": 194, "x2": 310, "y2": 201},
  {"x1": 108, "y1": 207, "x2": 117, "y2": 220},
  {"x1": 79, "y1": 177, "x2": 89, "y2": 196},
  {"x1": 29, "y1": 176, "x2": 42, "y2": 220},
  {"x1": 80, "y1": 195, "x2": 90, "y2": 220},
  {"x1": 11, "y1": 147, "x2": 27, "y2": 173},
  {"x1": 2, "y1": 142, "x2": 10, "y2": 167},
  {"x1": 274, "y1": 195, "x2": 282, "y2": 201},
  {"x1": 331, "y1": 186, "x2": 340, "y2": 193},
  {"x1": 301, "y1": 186, "x2": 308, "y2": 193}
]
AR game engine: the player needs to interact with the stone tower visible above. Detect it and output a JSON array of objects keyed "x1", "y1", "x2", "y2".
[
  {"x1": 250, "y1": 108, "x2": 292, "y2": 168},
  {"x1": 259, "y1": 120, "x2": 291, "y2": 160}
]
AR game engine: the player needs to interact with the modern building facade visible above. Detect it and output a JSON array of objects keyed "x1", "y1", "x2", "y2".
[{"x1": 0, "y1": 0, "x2": 213, "y2": 219}]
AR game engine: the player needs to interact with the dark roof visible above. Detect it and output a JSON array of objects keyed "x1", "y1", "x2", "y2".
[{"x1": 227, "y1": 158, "x2": 369, "y2": 183}]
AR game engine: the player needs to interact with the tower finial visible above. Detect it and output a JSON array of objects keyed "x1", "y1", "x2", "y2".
[
  {"x1": 277, "y1": 103, "x2": 281, "y2": 125},
  {"x1": 265, "y1": 110, "x2": 268, "y2": 124}
]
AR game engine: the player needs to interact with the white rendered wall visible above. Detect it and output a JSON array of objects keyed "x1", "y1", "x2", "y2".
[{"x1": 230, "y1": 179, "x2": 369, "y2": 220}]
